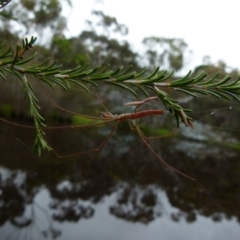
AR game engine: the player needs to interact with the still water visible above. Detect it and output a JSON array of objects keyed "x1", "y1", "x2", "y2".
[{"x1": 0, "y1": 112, "x2": 240, "y2": 240}]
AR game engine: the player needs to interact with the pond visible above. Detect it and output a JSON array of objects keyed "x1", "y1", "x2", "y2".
[{"x1": 0, "y1": 101, "x2": 240, "y2": 240}]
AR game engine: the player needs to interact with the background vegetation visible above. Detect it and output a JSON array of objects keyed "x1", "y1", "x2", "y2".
[{"x1": 1, "y1": 1, "x2": 240, "y2": 238}]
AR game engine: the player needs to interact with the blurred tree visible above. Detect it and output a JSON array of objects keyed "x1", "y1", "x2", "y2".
[
  {"x1": 49, "y1": 9, "x2": 140, "y2": 70},
  {"x1": 91, "y1": 10, "x2": 128, "y2": 36},
  {"x1": 50, "y1": 36, "x2": 89, "y2": 68},
  {"x1": 77, "y1": 10, "x2": 139, "y2": 69},
  {"x1": 142, "y1": 37, "x2": 190, "y2": 71},
  {"x1": 0, "y1": 0, "x2": 70, "y2": 38},
  {"x1": 193, "y1": 59, "x2": 240, "y2": 78},
  {"x1": 78, "y1": 30, "x2": 139, "y2": 68}
]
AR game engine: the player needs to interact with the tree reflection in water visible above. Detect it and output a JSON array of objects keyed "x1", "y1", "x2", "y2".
[
  {"x1": 0, "y1": 114, "x2": 240, "y2": 239},
  {"x1": 0, "y1": 168, "x2": 61, "y2": 239},
  {"x1": 109, "y1": 184, "x2": 162, "y2": 224}
]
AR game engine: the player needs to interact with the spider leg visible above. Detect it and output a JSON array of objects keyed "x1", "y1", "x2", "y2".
[{"x1": 134, "y1": 123, "x2": 195, "y2": 181}]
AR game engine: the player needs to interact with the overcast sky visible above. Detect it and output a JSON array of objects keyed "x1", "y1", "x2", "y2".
[{"x1": 64, "y1": 0, "x2": 240, "y2": 70}]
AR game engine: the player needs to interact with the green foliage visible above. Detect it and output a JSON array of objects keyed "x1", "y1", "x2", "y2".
[
  {"x1": 0, "y1": 37, "x2": 52, "y2": 155},
  {"x1": 0, "y1": 103, "x2": 12, "y2": 117},
  {"x1": 51, "y1": 36, "x2": 89, "y2": 67}
]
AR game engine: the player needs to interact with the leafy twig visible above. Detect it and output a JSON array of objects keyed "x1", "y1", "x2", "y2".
[{"x1": 1, "y1": 37, "x2": 240, "y2": 155}]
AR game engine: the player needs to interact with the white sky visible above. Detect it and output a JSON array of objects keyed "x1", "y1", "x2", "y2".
[{"x1": 64, "y1": 0, "x2": 240, "y2": 70}]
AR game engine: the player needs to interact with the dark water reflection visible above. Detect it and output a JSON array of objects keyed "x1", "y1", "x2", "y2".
[{"x1": 0, "y1": 114, "x2": 240, "y2": 240}]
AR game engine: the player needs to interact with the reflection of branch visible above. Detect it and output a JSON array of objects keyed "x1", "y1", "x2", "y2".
[
  {"x1": 8, "y1": 201, "x2": 62, "y2": 239},
  {"x1": 35, "y1": 201, "x2": 61, "y2": 239}
]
